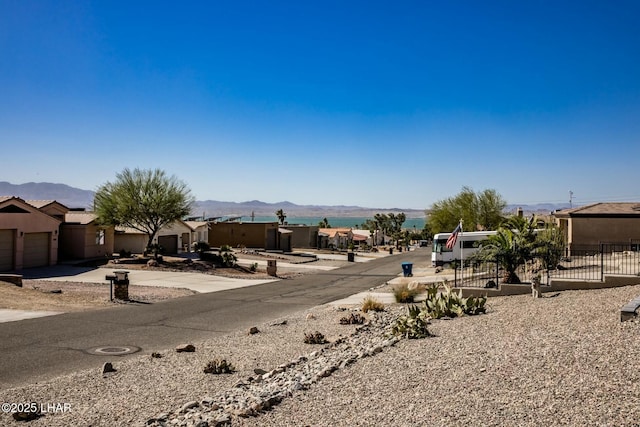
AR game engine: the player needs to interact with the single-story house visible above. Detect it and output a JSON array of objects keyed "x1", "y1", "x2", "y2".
[
  {"x1": 185, "y1": 220, "x2": 210, "y2": 247},
  {"x1": 279, "y1": 224, "x2": 319, "y2": 249},
  {"x1": 350, "y1": 229, "x2": 371, "y2": 247},
  {"x1": 0, "y1": 196, "x2": 62, "y2": 271},
  {"x1": 208, "y1": 221, "x2": 280, "y2": 250},
  {"x1": 114, "y1": 220, "x2": 195, "y2": 255},
  {"x1": 553, "y1": 202, "x2": 640, "y2": 251},
  {"x1": 319, "y1": 228, "x2": 353, "y2": 249},
  {"x1": 59, "y1": 211, "x2": 115, "y2": 260}
]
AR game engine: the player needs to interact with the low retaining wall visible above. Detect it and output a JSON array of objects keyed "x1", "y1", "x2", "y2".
[
  {"x1": 0, "y1": 274, "x2": 23, "y2": 287},
  {"x1": 456, "y1": 275, "x2": 640, "y2": 298}
]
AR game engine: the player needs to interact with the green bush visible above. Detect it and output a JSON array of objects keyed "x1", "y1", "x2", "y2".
[
  {"x1": 193, "y1": 241, "x2": 210, "y2": 254},
  {"x1": 423, "y1": 284, "x2": 487, "y2": 319},
  {"x1": 219, "y1": 245, "x2": 238, "y2": 267}
]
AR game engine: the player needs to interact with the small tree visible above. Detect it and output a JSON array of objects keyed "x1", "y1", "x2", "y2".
[
  {"x1": 318, "y1": 217, "x2": 331, "y2": 228},
  {"x1": 94, "y1": 168, "x2": 195, "y2": 255},
  {"x1": 428, "y1": 186, "x2": 506, "y2": 233},
  {"x1": 535, "y1": 224, "x2": 565, "y2": 270}
]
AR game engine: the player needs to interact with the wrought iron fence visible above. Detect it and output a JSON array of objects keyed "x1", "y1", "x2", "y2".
[{"x1": 451, "y1": 243, "x2": 640, "y2": 288}]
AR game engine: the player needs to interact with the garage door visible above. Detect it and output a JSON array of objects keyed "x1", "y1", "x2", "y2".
[
  {"x1": 0, "y1": 230, "x2": 14, "y2": 271},
  {"x1": 158, "y1": 235, "x2": 178, "y2": 254},
  {"x1": 23, "y1": 232, "x2": 49, "y2": 268}
]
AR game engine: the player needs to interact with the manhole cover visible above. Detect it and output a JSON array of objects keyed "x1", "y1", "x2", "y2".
[{"x1": 85, "y1": 345, "x2": 141, "y2": 356}]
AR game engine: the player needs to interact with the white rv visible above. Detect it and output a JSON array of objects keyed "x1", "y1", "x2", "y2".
[{"x1": 431, "y1": 230, "x2": 497, "y2": 267}]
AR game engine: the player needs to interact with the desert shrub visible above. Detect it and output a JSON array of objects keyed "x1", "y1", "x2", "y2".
[
  {"x1": 220, "y1": 245, "x2": 238, "y2": 267},
  {"x1": 193, "y1": 241, "x2": 210, "y2": 255},
  {"x1": 423, "y1": 284, "x2": 487, "y2": 319},
  {"x1": 391, "y1": 305, "x2": 432, "y2": 339},
  {"x1": 145, "y1": 243, "x2": 164, "y2": 259},
  {"x1": 339, "y1": 313, "x2": 366, "y2": 325},
  {"x1": 250, "y1": 262, "x2": 258, "y2": 272},
  {"x1": 304, "y1": 331, "x2": 328, "y2": 344},
  {"x1": 203, "y1": 359, "x2": 236, "y2": 374},
  {"x1": 361, "y1": 296, "x2": 385, "y2": 313},
  {"x1": 118, "y1": 249, "x2": 131, "y2": 258},
  {"x1": 392, "y1": 283, "x2": 421, "y2": 303}
]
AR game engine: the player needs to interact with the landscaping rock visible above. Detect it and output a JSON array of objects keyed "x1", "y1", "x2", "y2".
[
  {"x1": 102, "y1": 362, "x2": 116, "y2": 374},
  {"x1": 176, "y1": 344, "x2": 196, "y2": 353}
]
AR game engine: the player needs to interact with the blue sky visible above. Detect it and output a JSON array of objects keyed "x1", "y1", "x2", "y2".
[{"x1": 1, "y1": 1, "x2": 639, "y2": 210}]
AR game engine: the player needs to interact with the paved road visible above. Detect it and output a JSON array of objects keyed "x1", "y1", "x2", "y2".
[{"x1": 0, "y1": 249, "x2": 429, "y2": 390}]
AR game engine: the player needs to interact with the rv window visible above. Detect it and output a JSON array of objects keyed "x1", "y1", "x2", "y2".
[
  {"x1": 461, "y1": 240, "x2": 487, "y2": 249},
  {"x1": 433, "y1": 239, "x2": 451, "y2": 253}
]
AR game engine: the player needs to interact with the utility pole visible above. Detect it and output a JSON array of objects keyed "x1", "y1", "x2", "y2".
[{"x1": 569, "y1": 190, "x2": 573, "y2": 208}]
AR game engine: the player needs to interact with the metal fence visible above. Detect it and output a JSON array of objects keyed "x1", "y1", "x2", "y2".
[{"x1": 452, "y1": 243, "x2": 640, "y2": 288}]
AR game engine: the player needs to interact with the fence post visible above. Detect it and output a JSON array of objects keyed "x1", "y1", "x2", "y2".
[
  {"x1": 600, "y1": 243, "x2": 604, "y2": 282},
  {"x1": 454, "y1": 265, "x2": 457, "y2": 287}
]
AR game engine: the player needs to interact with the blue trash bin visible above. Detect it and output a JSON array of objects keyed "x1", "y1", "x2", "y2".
[{"x1": 401, "y1": 262, "x2": 413, "y2": 277}]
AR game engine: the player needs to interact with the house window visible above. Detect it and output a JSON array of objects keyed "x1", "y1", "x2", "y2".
[{"x1": 96, "y1": 229, "x2": 105, "y2": 245}]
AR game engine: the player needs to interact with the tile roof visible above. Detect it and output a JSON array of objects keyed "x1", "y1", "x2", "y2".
[
  {"x1": 64, "y1": 212, "x2": 98, "y2": 225},
  {"x1": 555, "y1": 202, "x2": 640, "y2": 216},
  {"x1": 25, "y1": 199, "x2": 57, "y2": 208}
]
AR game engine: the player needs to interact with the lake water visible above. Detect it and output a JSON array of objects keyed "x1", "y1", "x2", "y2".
[{"x1": 248, "y1": 216, "x2": 425, "y2": 230}]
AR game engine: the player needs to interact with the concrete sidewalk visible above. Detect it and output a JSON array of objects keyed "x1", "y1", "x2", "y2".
[
  {"x1": 0, "y1": 309, "x2": 63, "y2": 323},
  {"x1": 30, "y1": 266, "x2": 280, "y2": 293},
  {"x1": 1, "y1": 265, "x2": 281, "y2": 324}
]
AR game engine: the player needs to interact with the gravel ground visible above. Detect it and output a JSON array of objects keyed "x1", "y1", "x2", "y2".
[
  {"x1": 0, "y1": 280, "x2": 197, "y2": 311},
  {"x1": 4, "y1": 284, "x2": 640, "y2": 426}
]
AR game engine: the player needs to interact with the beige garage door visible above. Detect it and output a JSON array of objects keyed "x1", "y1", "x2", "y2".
[
  {"x1": 23, "y1": 232, "x2": 49, "y2": 268},
  {"x1": 0, "y1": 230, "x2": 14, "y2": 271}
]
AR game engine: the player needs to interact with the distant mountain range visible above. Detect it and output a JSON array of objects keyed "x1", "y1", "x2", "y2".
[
  {"x1": 0, "y1": 181, "x2": 96, "y2": 209},
  {"x1": 0, "y1": 181, "x2": 570, "y2": 218}
]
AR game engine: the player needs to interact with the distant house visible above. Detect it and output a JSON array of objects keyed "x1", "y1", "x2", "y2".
[
  {"x1": 59, "y1": 211, "x2": 114, "y2": 260},
  {"x1": 0, "y1": 196, "x2": 62, "y2": 271},
  {"x1": 185, "y1": 220, "x2": 210, "y2": 247},
  {"x1": 114, "y1": 220, "x2": 195, "y2": 255},
  {"x1": 208, "y1": 221, "x2": 280, "y2": 250},
  {"x1": 280, "y1": 224, "x2": 319, "y2": 249},
  {"x1": 351, "y1": 229, "x2": 372, "y2": 247},
  {"x1": 319, "y1": 228, "x2": 353, "y2": 249},
  {"x1": 553, "y1": 202, "x2": 640, "y2": 251}
]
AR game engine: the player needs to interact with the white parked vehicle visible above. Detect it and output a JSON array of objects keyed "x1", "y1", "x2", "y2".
[{"x1": 431, "y1": 230, "x2": 497, "y2": 267}]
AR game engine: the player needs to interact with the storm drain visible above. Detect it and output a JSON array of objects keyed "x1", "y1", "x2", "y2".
[{"x1": 85, "y1": 345, "x2": 141, "y2": 356}]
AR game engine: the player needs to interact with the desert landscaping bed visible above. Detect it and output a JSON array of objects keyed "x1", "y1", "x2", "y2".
[{"x1": 3, "y1": 284, "x2": 640, "y2": 426}]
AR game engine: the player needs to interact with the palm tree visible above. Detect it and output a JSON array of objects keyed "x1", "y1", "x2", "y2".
[
  {"x1": 482, "y1": 228, "x2": 524, "y2": 283},
  {"x1": 476, "y1": 215, "x2": 538, "y2": 283},
  {"x1": 275, "y1": 209, "x2": 287, "y2": 225}
]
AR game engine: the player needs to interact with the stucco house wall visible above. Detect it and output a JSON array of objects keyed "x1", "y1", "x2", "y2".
[
  {"x1": 59, "y1": 212, "x2": 114, "y2": 260},
  {"x1": 0, "y1": 197, "x2": 61, "y2": 271},
  {"x1": 208, "y1": 222, "x2": 279, "y2": 249},
  {"x1": 114, "y1": 220, "x2": 195, "y2": 255},
  {"x1": 554, "y1": 202, "x2": 640, "y2": 251},
  {"x1": 280, "y1": 225, "x2": 319, "y2": 249}
]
